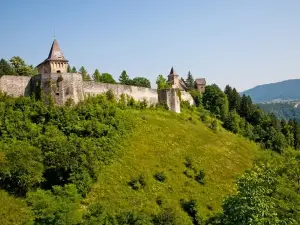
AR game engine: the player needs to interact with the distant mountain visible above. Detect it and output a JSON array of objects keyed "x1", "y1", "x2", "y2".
[{"x1": 241, "y1": 79, "x2": 300, "y2": 103}]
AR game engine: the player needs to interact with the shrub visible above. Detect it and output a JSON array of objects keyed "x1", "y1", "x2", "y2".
[
  {"x1": 156, "y1": 196, "x2": 164, "y2": 206},
  {"x1": 180, "y1": 199, "x2": 204, "y2": 225},
  {"x1": 154, "y1": 172, "x2": 166, "y2": 182},
  {"x1": 210, "y1": 120, "x2": 218, "y2": 132},
  {"x1": 128, "y1": 174, "x2": 146, "y2": 190},
  {"x1": 195, "y1": 169, "x2": 205, "y2": 185},
  {"x1": 152, "y1": 208, "x2": 177, "y2": 225}
]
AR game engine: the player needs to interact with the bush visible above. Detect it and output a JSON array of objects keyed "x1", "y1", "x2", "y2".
[
  {"x1": 152, "y1": 208, "x2": 177, "y2": 225},
  {"x1": 128, "y1": 174, "x2": 146, "y2": 190},
  {"x1": 26, "y1": 184, "x2": 82, "y2": 225},
  {"x1": 195, "y1": 170, "x2": 205, "y2": 185},
  {"x1": 180, "y1": 199, "x2": 204, "y2": 225},
  {"x1": 210, "y1": 120, "x2": 218, "y2": 132},
  {"x1": 154, "y1": 172, "x2": 166, "y2": 182}
]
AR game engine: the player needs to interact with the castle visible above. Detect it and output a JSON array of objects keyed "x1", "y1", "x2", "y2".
[{"x1": 0, "y1": 39, "x2": 206, "y2": 112}]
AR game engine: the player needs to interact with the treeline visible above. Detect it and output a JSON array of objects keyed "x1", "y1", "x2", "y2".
[
  {"x1": 68, "y1": 65, "x2": 151, "y2": 88},
  {"x1": 0, "y1": 57, "x2": 37, "y2": 76},
  {"x1": 196, "y1": 84, "x2": 300, "y2": 153},
  {"x1": 1, "y1": 56, "x2": 151, "y2": 88}
]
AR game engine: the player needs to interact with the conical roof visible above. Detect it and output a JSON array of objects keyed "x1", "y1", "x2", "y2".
[
  {"x1": 169, "y1": 66, "x2": 178, "y2": 76},
  {"x1": 47, "y1": 39, "x2": 67, "y2": 61}
]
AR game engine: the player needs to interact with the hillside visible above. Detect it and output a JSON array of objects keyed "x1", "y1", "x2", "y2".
[
  {"x1": 84, "y1": 109, "x2": 259, "y2": 221},
  {"x1": 258, "y1": 102, "x2": 300, "y2": 122},
  {"x1": 242, "y1": 79, "x2": 300, "y2": 103}
]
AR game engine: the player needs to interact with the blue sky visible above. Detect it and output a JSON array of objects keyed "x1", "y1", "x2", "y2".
[{"x1": 1, "y1": 0, "x2": 300, "y2": 91}]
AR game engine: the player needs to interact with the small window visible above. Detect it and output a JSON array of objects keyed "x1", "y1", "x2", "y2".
[{"x1": 57, "y1": 70, "x2": 61, "y2": 73}]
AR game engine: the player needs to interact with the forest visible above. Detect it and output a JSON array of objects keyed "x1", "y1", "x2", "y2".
[
  {"x1": 258, "y1": 102, "x2": 300, "y2": 123},
  {"x1": 0, "y1": 68, "x2": 299, "y2": 224}
]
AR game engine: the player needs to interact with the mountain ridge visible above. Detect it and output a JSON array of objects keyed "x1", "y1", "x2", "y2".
[{"x1": 241, "y1": 79, "x2": 300, "y2": 103}]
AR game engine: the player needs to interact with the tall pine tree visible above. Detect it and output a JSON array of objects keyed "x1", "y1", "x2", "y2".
[
  {"x1": 93, "y1": 69, "x2": 101, "y2": 82},
  {"x1": 119, "y1": 70, "x2": 130, "y2": 85},
  {"x1": 186, "y1": 71, "x2": 195, "y2": 90},
  {"x1": 79, "y1": 66, "x2": 91, "y2": 81},
  {"x1": 71, "y1": 67, "x2": 77, "y2": 73}
]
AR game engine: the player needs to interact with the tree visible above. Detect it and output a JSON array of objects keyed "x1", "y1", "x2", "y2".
[
  {"x1": 224, "y1": 85, "x2": 241, "y2": 112},
  {"x1": 289, "y1": 119, "x2": 300, "y2": 149},
  {"x1": 186, "y1": 71, "x2": 195, "y2": 90},
  {"x1": 93, "y1": 69, "x2": 101, "y2": 82},
  {"x1": 156, "y1": 74, "x2": 170, "y2": 89},
  {"x1": 26, "y1": 184, "x2": 82, "y2": 225},
  {"x1": 223, "y1": 111, "x2": 242, "y2": 134},
  {"x1": 9, "y1": 56, "x2": 36, "y2": 76},
  {"x1": 67, "y1": 65, "x2": 72, "y2": 73},
  {"x1": 217, "y1": 165, "x2": 281, "y2": 225},
  {"x1": 100, "y1": 73, "x2": 116, "y2": 84},
  {"x1": 0, "y1": 141, "x2": 44, "y2": 196},
  {"x1": 71, "y1": 66, "x2": 77, "y2": 73},
  {"x1": 119, "y1": 70, "x2": 130, "y2": 85},
  {"x1": 239, "y1": 94, "x2": 253, "y2": 121},
  {"x1": 79, "y1": 66, "x2": 91, "y2": 81},
  {"x1": 0, "y1": 58, "x2": 14, "y2": 75},
  {"x1": 202, "y1": 84, "x2": 229, "y2": 120},
  {"x1": 132, "y1": 77, "x2": 151, "y2": 88},
  {"x1": 189, "y1": 89, "x2": 202, "y2": 107},
  {"x1": 0, "y1": 189, "x2": 34, "y2": 225}
]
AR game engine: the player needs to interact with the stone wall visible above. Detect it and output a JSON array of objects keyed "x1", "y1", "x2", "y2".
[
  {"x1": 0, "y1": 75, "x2": 32, "y2": 97},
  {"x1": 158, "y1": 89, "x2": 181, "y2": 113},
  {"x1": 181, "y1": 91, "x2": 195, "y2": 105},
  {"x1": 40, "y1": 73, "x2": 84, "y2": 105},
  {"x1": 83, "y1": 82, "x2": 158, "y2": 104}
]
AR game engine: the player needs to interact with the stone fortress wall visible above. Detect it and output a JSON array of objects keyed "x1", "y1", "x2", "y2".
[
  {"x1": 0, "y1": 74, "x2": 192, "y2": 112},
  {"x1": 83, "y1": 81, "x2": 159, "y2": 104},
  {"x1": 0, "y1": 75, "x2": 32, "y2": 97}
]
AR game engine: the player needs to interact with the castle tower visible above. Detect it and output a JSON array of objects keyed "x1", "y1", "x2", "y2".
[
  {"x1": 167, "y1": 66, "x2": 180, "y2": 89},
  {"x1": 36, "y1": 39, "x2": 69, "y2": 75}
]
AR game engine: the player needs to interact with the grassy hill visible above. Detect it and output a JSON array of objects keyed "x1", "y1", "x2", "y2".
[{"x1": 84, "y1": 109, "x2": 260, "y2": 220}]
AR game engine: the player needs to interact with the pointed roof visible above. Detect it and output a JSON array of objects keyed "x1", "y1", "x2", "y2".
[
  {"x1": 169, "y1": 66, "x2": 178, "y2": 76},
  {"x1": 37, "y1": 39, "x2": 68, "y2": 68},
  {"x1": 47, "y1": 39, "x2": 68, "y2": 61}
]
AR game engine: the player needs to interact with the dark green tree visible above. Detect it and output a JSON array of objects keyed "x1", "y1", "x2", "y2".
[
  {"x1": 289, "y1": 119, "x2": 300, "y2": 149},
  {"x1": 223, "y1": 111, "x2": 242, "y2": 134},
  {"x1": 132, "y1": 77, "x2": 151, "y2": 88},
  {"x1": 93, "y1": 69, "x2": 101, "y2": 82},
  {"x1": 202, "y1": 84, "x2": 229, "y2": 120},
  {"x1": 79, "y1": 66, "x2": 91, "y2": 81},
  {"x1": 67, "y1": 65, "x2": 72, "y2": 73},
  {"x1": 119, "y1": 70, "x2": 130, "y2": 85},
  {"x1": 71, "y1": 66, "x2": 77, "y2": 73},
  {"x1": 100, "y1": 73, "x2": 116, "y2": 84},
  {"x1": 0, "y1": 58, "x2": 14, "y2": 75},
  {"x1": 239, "y1": 94, "x2": 253, "y2": 121},
  {"x1": 186, "y1": 71, "x2": 195, "y2": 90}
]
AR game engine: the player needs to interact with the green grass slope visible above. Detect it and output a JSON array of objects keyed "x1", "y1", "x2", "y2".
[{"x1": 84, "y1": 110, "x2": 260, "y2": 219}]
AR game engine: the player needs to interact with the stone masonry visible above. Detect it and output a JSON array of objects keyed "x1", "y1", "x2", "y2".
[{"x1": 0, "y1": 39, "x2": 206, "y2": 113}]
